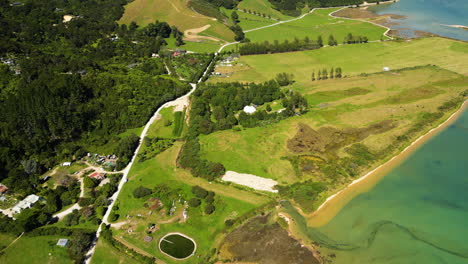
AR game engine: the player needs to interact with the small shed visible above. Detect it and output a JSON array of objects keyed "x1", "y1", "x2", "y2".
[
  {"x1": 383, "y1": 67, "x2": 390, "y2": 72},
  {"x1": 57, "y1": 238, "x2": 69, "y2": 247},
  {"x1": 243, "y1": 105, "x2": 256, "y2": 114},
  {"x1": 0, "y1": 196, "x2": 6, "y2": 202},
  {"x1": 62, "y1": 162, "x2": 72, "y2": 166}
]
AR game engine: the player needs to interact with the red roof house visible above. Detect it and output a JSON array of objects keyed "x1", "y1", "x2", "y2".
[{"x1": 89, "y1": 172, "x2": 106, "y2": 180}]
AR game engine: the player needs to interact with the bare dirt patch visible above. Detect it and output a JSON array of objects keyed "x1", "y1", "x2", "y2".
[
  {"x1": 222, "y1": 171, "x2": 278, "y2": 192},
  {"x1": 219, "y1": 215, "x2": 319, "y2": 264},
  {"x1": 184, "y1": 24, "x2": 220, "y2": 42}
]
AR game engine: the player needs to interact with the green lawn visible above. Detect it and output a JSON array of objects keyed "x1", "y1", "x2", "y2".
[
  {"x1": 200, "y1": 66, "x2": 468, "y2": 188},
  {"x1": 0, "y1": 235, "x2": 73, "y2": 264},
  {"x1": 244, "y1": 8, "x2": 388, "y2": 43},
  {"x1": 91, "y1": 239, "x2": 140, "y2": 264},
  {"x1": 211, "y1": 38, "x2": 468, "y2": 84}
]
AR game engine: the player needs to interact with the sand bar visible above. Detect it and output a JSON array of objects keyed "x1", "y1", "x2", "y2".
[{"x1": 306, "y1": 100, "x2": 468, "y2": 227}]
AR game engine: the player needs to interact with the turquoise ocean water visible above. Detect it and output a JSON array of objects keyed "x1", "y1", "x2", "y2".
[
  {"x1": 369, "y1": 0, "x2": 468, "y2": 41},
  {"x1": 283, "y1": 108, "x2": 468, "y2": 263}
]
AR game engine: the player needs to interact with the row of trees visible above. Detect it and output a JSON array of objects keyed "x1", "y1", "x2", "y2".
[
  {"x1": 240, "y1": 8, "x2": 275, "y2": 20},
  {"x1": 239, "y1": 36, "x2": 321, "y2": 55},
  {"x1": 311, "y1": 67, "x2": 343, "y2": 80}
]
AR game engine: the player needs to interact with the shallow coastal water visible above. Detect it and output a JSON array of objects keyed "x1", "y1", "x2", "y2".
[
  {"x1": 369, "y1": 0, "x2": 468, "y2": 40},
  {"x1": 283, "y1": 108, "x2": 468, "y2": 263}
]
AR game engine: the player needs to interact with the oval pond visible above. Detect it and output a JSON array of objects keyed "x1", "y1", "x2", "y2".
[{"x1": 159, "y1": 233, "x2": 196, "y2": 259}]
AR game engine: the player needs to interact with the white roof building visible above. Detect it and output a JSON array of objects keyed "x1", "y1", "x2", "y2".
[
  {"x1": 62, "y1": 162, "x2": 72, "y2": 166},
  {"x1": 243, "y1": 105, "x2": 256, "y2": 114},
  {"x1": 57, "y1": 238, "x2": 69, "y2": 247},
  {"x1": 383, "y1": 67, "x2": 390, "y2": 71},
  {"x1": 12, "y1": 194, "x2": 41, "y2": 214}
]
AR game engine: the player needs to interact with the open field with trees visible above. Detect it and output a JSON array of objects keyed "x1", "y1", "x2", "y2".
[
  {"x1": 237, "y1": 0, "x2": 293, "y2": 21},
  {"x1": 119, "y1": 0, "x2": 234, "y2": 43},
  {"x1": 111, "y1": 112, "x2": 269, "y2": 262},
  {"x1": 0, "y1": 235, "x2": 73, "y2": 264},
  {"x1": 201, "y1": 66, "x2": 468, "y2": 211},
  {"x1": 213, "y1": 38, "x2": 468, "y2": 84},
  {"x1": 243, "y1": 8, "x2": 388, "y2": 43},
  {"x1": 91, "y1": 239, "x2": 141, "y2": 264}
]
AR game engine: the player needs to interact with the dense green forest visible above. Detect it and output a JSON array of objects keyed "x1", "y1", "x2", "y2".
[{"x1": 0, "y1": 0, "x2": 190, "y2": 192}]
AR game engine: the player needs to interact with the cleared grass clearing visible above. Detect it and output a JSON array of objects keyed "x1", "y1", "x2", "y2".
[
  {"x1": 0, "y1": 235, "x2": 73, "y2": 264},
  {"x1": 91, "y1": 239, "x2": 140, "y2": 264},
  {"x1": 237, "y1": 0, "x2": 292, "y2": 21},
  {"x1": 244, "y1": 8, "x2": 388, "y2": 43},
  {"x1": 119, "y1": 0, "x2": 234, "y2": 42},
  {"x1": 210, "y1": 38, "x2": 468, "y2": 84},
  {"x1": 200, "y1": 67, "x2": 468, "y2": 186}
]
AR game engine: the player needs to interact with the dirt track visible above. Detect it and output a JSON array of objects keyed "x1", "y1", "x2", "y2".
[{"x1": 184, "y1": 24, "x2": 221, "y2": 42}]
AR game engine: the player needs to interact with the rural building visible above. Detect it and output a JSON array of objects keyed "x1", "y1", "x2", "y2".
[
  {"x1": 62, "y1": 162, "x2": 72, "y2": 166},
  {"x1": 0, "y1": 196, "x2": 6, "y2": 202},
  {"x1": 89, "y1": 172, "x2": 106, "y2": 180},
  {"x1": 12, "y1": 194, "x2": 42, "y2": 214},
  {"x1": 243, "y1": 105, "x2": 256, "y2": 114},
  {"x1": 383, "y1": 67, "x2": 390, "y2": 71},
  {"x1": 172, "y1": 49, "x2": 187, "y2": 57},
  {"x1": 0, "y1": 184, "x2": 8, "y2": 193},
  {"x1": 56, "y1": 238, "x2": 69, "y2": 247}
]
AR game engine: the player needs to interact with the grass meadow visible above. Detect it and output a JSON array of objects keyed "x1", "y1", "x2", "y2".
[
  {"x1": 200, "y1": 66, "x2": 468, "y2": 187},
  {"x1": 212, "y1": 38, "x2": 468, "y2": 84},
  {"x1": 244, "y1": 8, "x2": 389, "y2": 43},
  {"x1": 237, "y1": 0, "x2": 293, "y2": 21},
  {"x1": 91, "y1": 239, "x2": 140, "y2": 264},
  {"x1": 0, "y1": 235, "x2": 73, "y2": 264}
]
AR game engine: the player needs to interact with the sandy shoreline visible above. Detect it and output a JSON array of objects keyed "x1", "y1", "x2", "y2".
[{"x1": 306, "y1": 100, "x2": 468, "y2": 227}]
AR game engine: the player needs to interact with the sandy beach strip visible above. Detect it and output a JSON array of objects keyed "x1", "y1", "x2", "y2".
[{"x1": 306, "y1": 100, "x2": 468, "y2": 227}]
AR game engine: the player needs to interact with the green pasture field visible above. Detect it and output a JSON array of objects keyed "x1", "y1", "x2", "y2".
[
  {"x1": 91, "y1": 239, "x2": 140, "y2": 264},
  {"x1": 0, "y1": 235, "x2": 73, "y2": 264},
  {"x1": 166, "y1": 37, "x2": 221, "y2": 53},
  {"x1": 200, "y1": 66, "x2": 468, "y2": 186},
  {"x1": 221, "y1": 7, "x2": 276, "y2": 31},
  {"x1": 0, "y1": 233, "x2": 16, "y2": 249},
  {"x1": 112, "y1": 141, "x2": 267, "y2": 263},
  {"x1": 211, "y1": 38, "x2": 468, "y2": 84},
  {"x1": 244, "y1": 8, "x2": 388, "y2": 43},
  {"x1": 237, "y1": 0, "x2": 293, "y2": 21}
]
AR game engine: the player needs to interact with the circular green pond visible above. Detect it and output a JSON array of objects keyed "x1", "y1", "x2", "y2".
[{"x1": 159, "y1": 233, "x2": 196, "y2": 259}]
